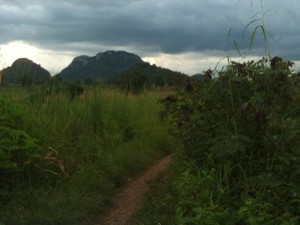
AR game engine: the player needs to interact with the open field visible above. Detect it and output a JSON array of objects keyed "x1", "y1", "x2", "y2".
[{"x1": 0, "y1": 86, "x2": 175, "y2": 225}]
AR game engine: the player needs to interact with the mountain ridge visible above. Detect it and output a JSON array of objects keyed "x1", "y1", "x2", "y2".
[
  {"x1": 0, "y1": 50, "x2": 190, "y2": 85},
  {"x1": 58, "y1": 50, "x2": 144, "y2": 82}
]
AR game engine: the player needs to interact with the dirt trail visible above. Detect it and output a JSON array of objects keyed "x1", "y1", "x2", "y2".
[{"x1": 101, "y1": 154, "x2": 172, "y2": 225}]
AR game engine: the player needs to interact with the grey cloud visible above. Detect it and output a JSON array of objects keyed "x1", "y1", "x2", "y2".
[
  {"x1": 0, "y1": 0, "x2": 235, "y2": 49},
  {"x1": 0, "y1": 0, "x2": 300, "y2": 61}
]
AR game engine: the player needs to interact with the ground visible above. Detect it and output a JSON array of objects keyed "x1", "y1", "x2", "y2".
[{"x1": 101, "y1": 154, "x2": 172, "y2": 225}]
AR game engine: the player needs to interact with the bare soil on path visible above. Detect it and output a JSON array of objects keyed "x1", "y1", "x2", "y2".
[{"x1": 100, "y1": 154, "x2": 173, "y2": 225}]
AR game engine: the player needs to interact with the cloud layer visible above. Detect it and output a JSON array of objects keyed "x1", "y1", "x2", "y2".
[{"x1": 0, "y1": 0, "x2": 300, "y2": 74}]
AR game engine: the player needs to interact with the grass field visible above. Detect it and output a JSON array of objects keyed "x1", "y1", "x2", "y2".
[{"x1": 0, "y1": 85, "x2": 175, "y2": 225}]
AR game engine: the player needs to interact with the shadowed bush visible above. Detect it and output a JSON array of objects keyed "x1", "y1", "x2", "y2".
[{"x1": 136, "y1": 57, "x2": 300, "y2": 225}]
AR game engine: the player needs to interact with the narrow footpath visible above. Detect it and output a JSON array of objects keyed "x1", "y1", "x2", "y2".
[{"x1": 101, "y1": 154, "x2": 173, "y2": 225}]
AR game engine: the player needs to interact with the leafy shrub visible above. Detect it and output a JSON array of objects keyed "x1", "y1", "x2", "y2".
[
  {"x1": 0, "y1": 97, "x2": 40, "y2": 171},
  {"x1": 160, "y1": 57, "x2": 300, "y2": 224}
]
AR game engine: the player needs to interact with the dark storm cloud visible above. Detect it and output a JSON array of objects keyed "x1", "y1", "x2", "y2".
[
  {"x1": 0, "y1": 0, "x2": 235, "y2": 51},
  {"x1": 0, "y1": 0, "x2": 300, "y2": 60}
]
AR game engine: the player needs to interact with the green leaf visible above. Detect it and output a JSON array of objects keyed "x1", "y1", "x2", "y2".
[{"x1": 238, "y1": 206, "x2": 249, "y2": 215}]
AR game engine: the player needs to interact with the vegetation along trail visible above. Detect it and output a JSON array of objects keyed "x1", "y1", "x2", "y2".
[{"x1": 101, "y1": 154, "x2": 173, "y2": 225}]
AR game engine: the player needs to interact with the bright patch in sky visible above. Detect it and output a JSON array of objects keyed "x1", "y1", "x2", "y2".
[
  {"x1": 0, "y1": 41, "x2": 39, "y2": 69},
  {"x1": 0, "y1": 41, "x2": 75, "y2": 74},
  {"x1": 143, "y1": 52, "x2": 231, "y2": 75}
]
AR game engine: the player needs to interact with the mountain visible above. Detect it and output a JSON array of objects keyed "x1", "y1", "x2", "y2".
[
  {"x1": 58, "y1": 50, "x2": 143, "y2": 82},
  {"x1": 1, "y1": 58, "x2": 51, "y2": 85}
]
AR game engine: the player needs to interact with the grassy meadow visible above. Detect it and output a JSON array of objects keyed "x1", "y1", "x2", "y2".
[{"x1": 0, "y1": 85, "x2": 175, "y2": 225}]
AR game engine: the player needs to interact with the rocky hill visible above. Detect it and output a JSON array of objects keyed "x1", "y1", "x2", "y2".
[
  {"x1": 58, "y1": 50, "x2": 143, "y2": 82},
  {"x1": 1, "y1": 58, "x2": 51, "y2": 85}
]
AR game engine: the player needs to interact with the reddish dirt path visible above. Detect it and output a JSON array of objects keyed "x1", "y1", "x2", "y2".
[{"x1": 101, "y1": 154, "x2": 173, "y2": 225}]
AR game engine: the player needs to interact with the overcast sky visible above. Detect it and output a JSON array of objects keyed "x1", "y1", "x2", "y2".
[{"x1": 0, "y1": 0, "x2": 299, "y2": 75}]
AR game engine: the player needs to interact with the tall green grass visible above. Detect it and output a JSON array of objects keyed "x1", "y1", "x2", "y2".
[{"x1": 0, "y1": 86, "x2": 175, "y2": 225}]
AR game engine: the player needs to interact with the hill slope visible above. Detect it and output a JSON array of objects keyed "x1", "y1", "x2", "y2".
[
  {"x1": 117, "y1": 61, "x2": 188, "y2": 86},
  {"x1": 2, "y1": 58, "x2": 51, "y2": 85},
  {"x1": 58, "y1": 50, "x2": 143, "y2": 82}
]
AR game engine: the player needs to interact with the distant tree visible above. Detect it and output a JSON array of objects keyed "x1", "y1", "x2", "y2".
[
  {"x1": 185, "y1": 78, "x2": 193, "y2": 92},
  {"x1": 290, "y1": 72, "x2": 300, "y2": 86},
  {"x1": 155, "y1": 76, "x2": 165, "y2": 89},
  {"x1": 51, "y1": 74, "x2": 63, "y2": 84},
  {"x1": 47, "y1": 75, "x2": 63, "y2": 94},
  {"x1": 21, "y1": 74, "x2": 34, "y2": 87},
  {"x1": 120, "y1": 71, "x2": 149, "y2": 95},
  {"x1": 138, "y1": 62, "x2": 151, "y2": 68},
  {"x1": 203, "y1": 69, "x2": 213, "y2": 80},
  {"x1": 84, "y1": 78, "x2": 94, "y2": 85},
  {"x1": 0, "y1": 72, "x2": 4, "y2": 86},
  {"x1": 167, "y1": 74, "x2": 186, "y2": 87},
  {"x1": 66, "y1": 83, "x2": 84, "y2": 100}
]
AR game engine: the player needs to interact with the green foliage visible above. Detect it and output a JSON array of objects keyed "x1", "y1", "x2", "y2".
[
  {"x1": 117, "y1": 62, "x2": 188, "y2": 95},
  {"x1": 156, "y1": 57, "x2": 300, "y2": 224},
  {"x1": 0, "y1": 97, "x2": 40, "y2": 171},
  {"x1": 65, "y1": 83, "x2": 84, "y2": 100},
  {"x1": 0, "y1": 87, "x2": 174, "y2": 224},
  {"x1": 38, "y1": 76, "x2": 84, "y2": 101},
  {"x1": 155, "y1": 76, "x2": 166, "y2": 89},
  {"x1": 47, "y1": 75, "x2": 63, "y2": 94},
  {"x1": 21, "y1": 74, "x2": 34, "y2": 87},
  {"x1": 119, "y1": 71, "x2": 150, "y2": 95},
  {"x1": 84, "y1": 78, "x2": 95, "y2": 85}
]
